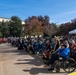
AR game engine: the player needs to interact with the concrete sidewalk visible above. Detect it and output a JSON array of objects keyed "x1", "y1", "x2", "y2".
[{"x1": 0, "y1": 43, "x2": 66, "y2": 75}]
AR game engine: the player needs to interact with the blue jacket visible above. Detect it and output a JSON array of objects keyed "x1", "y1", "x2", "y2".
[
  {"x1": 33, "y1": 42, "x2": 39, "y2": 49},
  {"x1": 58, "y1": 48, "x2": 70, "y2": 58}
]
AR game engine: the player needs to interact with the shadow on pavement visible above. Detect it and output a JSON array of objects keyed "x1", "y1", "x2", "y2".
[
  {"x1": 15, "y1": 54, "x2": 43, "y2": 66},
  {"x1": 15, "y1": 59, "x2": 43, "y2": 66},
  {"x1": 15, "y1": 51, "x2": 65, "y2": 74},
  {"x1": 23, "y1": 67, "x2": 65, "y2": 75}
]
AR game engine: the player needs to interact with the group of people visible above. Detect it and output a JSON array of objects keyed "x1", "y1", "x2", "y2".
[
  {"x1": 42, "y1": 36, "x2": 76, "y2": 71},
  {"x1": 10, "y1": 36, "x2": 76, "y2": 71},
  {"x1": 0, "y1": 37, "x2": 8, "y2": 43}
]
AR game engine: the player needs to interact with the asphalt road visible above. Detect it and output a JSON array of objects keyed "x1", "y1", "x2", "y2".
[{"x1": 0, "y1": 43, "x2": 67, "y2": 75}]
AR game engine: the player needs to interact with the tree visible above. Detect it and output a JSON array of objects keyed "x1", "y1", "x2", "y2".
[
  {"x1": 58, "y1": 18, "x2": 76, "y2": 35},
  {"x1": 24, "y1": 15, "x2": 56, "y2": 37},
  {"x1": 24, "y1": 16, "x2": 43, "y2": 36},
  {"x1": 9, "y1": 16, "x2": 22, "y2": 37},
  {"x1": 0, "y1": 21, "x2": 9, "y2": 37},
  {"x1": 0, "y1": 22, "x2": 2, "y2": 37}
]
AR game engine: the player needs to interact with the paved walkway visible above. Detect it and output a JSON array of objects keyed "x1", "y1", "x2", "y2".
[{"x1": 0, "y1": 43, "x2": 66, "y2": 75}]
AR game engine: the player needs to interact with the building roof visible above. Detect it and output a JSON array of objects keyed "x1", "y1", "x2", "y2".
[
  {"x1": 0, "y1": 17, "x2": 25, "y2": 24},
  {"x1": 0, "y1": 17, "x2": 10, "y2": 19}
]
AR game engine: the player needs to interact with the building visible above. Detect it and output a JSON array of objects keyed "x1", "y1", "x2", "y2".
[
  {"x1": 0, "y1": 17, "x2": 25, "y2": 24},
  {"x1": 0, "y1": 17, "x2": 11, "y2": 22}
]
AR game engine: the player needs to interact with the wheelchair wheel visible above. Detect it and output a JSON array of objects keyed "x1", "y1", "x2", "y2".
[
  {"x1": 54, "y1": 61, "x2": 60, "y2": 73},
  {"x1": 63, "y1": 58, "x2": 76, "y2": 73}
]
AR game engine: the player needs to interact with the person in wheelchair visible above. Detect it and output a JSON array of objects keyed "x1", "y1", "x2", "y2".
[{"x1": 44, "y1": 44, "x2": 70, "y2": 71}]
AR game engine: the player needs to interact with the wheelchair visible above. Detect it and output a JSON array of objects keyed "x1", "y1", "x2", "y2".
[{"x1": 54, "y1": 55, "x2": 76, "y2": 73}]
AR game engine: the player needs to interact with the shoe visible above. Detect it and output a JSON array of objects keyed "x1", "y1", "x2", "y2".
[
  {"x1": 44, "y1": 62, "x2": 50, "y2": 66},
  {"x1": 48, "y1": 67, "x2": 54, "y2": 71},
  {"x1": 32, "y1": 52, "x2": 35, "y2": 54}
]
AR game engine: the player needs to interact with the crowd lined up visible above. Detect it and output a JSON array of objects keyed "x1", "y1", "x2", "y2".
[
  {"x1": 8, "y1": 36, "x2": 76, "y2": 58},
  {"x1": 8, "y1": 36, "x2": 76, "y2": 71}
]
